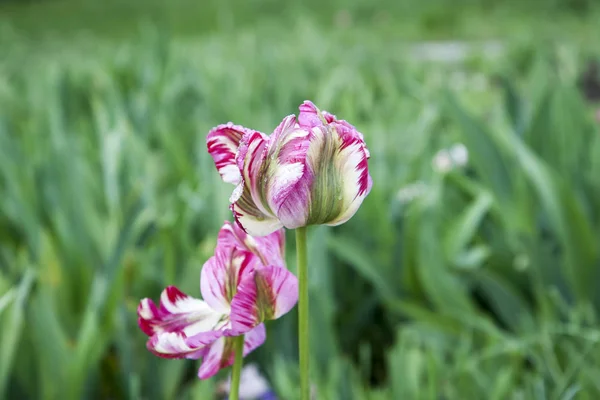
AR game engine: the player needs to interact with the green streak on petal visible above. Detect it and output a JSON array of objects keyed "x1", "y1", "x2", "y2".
[
  {"x1": 255, "y1": 274, "x2": 276, "y2": 321},
  {"x1": 306, "y1": 126, "x2": 345, "y2": 225},
  {"x1": 237, "y1": 189, "x2": 273, "y2": 222},
  {"x1": 220, "y1": 337, "x2": 236, "y2": 368},
  {"x1": 258, "y1": 167, "x2": 274, "y2": 216},
  {"x1": 224, "y1": 249, "x2": 239, "y2": 303}
]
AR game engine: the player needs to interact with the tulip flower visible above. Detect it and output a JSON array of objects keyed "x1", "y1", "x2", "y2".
[
  {"x1": 207, "y1": 101, "x2": 372, "y2": 237},
  {"x1": 137, "y1": 223, "x2": 298, "y2": 379}
]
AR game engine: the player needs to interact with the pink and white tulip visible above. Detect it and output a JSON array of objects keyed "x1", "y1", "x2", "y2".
[
  {"x1": 137, "y1": 222, "x2": 298, "y2": 379},
  {"x1": 207, "y1": 101, "x2": 372, "y2": 236}
]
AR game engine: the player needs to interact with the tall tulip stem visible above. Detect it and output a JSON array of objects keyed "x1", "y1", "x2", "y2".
[
  {"x1": 230, "y1": 335, "x2": 245, "y2": 400},
  {"x1": 296, "y1": 227, "x2": 309, "y2": 400}
]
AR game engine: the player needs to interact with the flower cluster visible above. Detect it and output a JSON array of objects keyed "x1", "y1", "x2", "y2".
[
  {"x1": 138, "y1": 222, "x2": 297, "y2": 379},
  {"x1": 138, "y1": 101, "x2": 371, "y2": 393}
]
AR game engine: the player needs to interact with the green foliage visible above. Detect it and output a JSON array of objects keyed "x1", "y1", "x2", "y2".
[
  {"x1": 2, "y1": 0, "x2": 600, "y2": 41},
  {"x1": 1, "y1": 13, "x2": 600, "y2": 400}
]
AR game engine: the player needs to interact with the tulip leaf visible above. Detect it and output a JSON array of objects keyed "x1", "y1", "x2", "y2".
[
  {"x1": 327, "y1": 235, "x2": 394, "y2": 300},
  {"x1": 444, "y1": 190, "x2": 493, "y2": 266},
  {"x1": 0, "y1": 270, "x2": 35, "y2": 398}
]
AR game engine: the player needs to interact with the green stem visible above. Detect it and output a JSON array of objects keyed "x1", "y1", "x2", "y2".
[
  {"x1": 229, "y1": 335, "x2": 245, "y2": 400},
  {"x1": 296, "y1": 227, "x2": 309, "y2": 400}
]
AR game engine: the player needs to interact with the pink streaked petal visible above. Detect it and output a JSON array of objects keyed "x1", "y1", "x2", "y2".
[
  {"x1": 185, "y1": 330, "x2": 228, "y2": 353},
  {"x1": 197, "y1": 324, "x2": 266, "y2": 380},
  {"x1": 298, "y1": 100, "x2": 335, "y2": 128},
  {"x1": 229, "y1": 266, "x2": 298, "y2": 333},
  {"x1": 216, "y1": 220, "x2": 245, "y2": 249},
  {"x1": 331, "y1": 121, "x2": 371, "y2": 197},
  {"x1": 138, "y1": 298, "x2": 161, "y2": 336},
  {"x1": 298, "y1": 101, "x2": 370, "y2": 156},
  {"x1": 146, "y1": 329, "x2": 222, "y2": 359},
  {"x1": 324, "y1": 124, "x2": 372, "y2": 226},
  {"x1": 217, "y1": 221, "x2": 286, "y2": 267},
  {"x1": 137, "y1": 286, "x2": 225, "y2": 338},
  {"x1": 263, "y1": 116, "x2": 314, "y2": 229},
  {"x1": 232, "y1": 131, "x2": 282, "y2": 236},
  {"x1": 256, "y1": 266, "x2": 298, "y2": 318},
  {"x1": 266, "y1": 115, "x2": 305, "y2": 165},
  {"x1": 236, "y1": 131, "x2": 271, "y2": 215},
  {"x1": 243, "y1": 323, "x2": 267, "y2": 355},
  {"x1": 300, "y1": 121, "x2": 371, "y2": 226},
  {"x1": 200, "y1": 247, "x2": 261, "y2": 313},
  {"x1": 326, "y1": 119, "x2": 370, "y2": 161},
  {"x1": 207, "y1": 123, "x2": 252, "y2": 185},
  {"x1": 269, "y1": 167, "x2": 313, "y2": 229},
  {"x1": 196, "y1": 336, "x2": 227, "y2": 379}
]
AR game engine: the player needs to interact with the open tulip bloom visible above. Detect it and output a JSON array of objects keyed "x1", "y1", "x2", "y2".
[
  {"x1": 138, "y1": 222, "x2": 298, "y2": 380},
  {"x1": 206, "y1": 100, "x2": 372, "y2": 237},
  {"x1": 207, "y1": 101, "x2": 372, "y2": 400}
]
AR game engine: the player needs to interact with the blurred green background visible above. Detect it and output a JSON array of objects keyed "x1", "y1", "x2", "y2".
[{"x1": 1, "y1": 0, "x2": 600, "y2": 399}]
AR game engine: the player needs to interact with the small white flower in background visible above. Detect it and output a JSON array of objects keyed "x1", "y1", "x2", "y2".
[
  {"x1": 432, "y1": 150, "x2": 453, "y2": 173},
  {"x1": 432, "y1": 143, "x2": 469, "y2": 173},
  {"x1": 217, "y1": 364, "x2": 275, "y2": 400},
  {"x1": 449, "y1": 143, "x2": 468, "y2": 166},
  {"x1": 396, "y1": 181, "x2": 428, "y2": 204}
]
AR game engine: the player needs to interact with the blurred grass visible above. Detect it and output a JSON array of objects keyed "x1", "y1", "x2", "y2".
[
  {"x1": 2, "y1": 0, "x2": 600, "y2": 399},
  {"x1": 2, "y1": 0, "x2": 600, "y2": 42}
]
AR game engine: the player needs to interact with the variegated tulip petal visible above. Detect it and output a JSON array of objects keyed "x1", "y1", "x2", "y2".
[
  {"x1": 207, "y1": 123, "x2": 252, "y2": 185},
  {"x1": 302, "y1": 123, "x2": 371, "y2": 226},
  {"x1": 197, "y1": 324, "x2": 267, "y2": 379},
  {"x1": 298, "y1": 100, "x2": 335, "y2": 128},
  {"x1": 323, "y1": 122, "x2": 372, "y2": 226},
  {"x1": 137, "y1": 286, "x2": 226, "y2": 338},
  {"x1": 217, "y1": 221, "x2": 286, "y2": 267},
  {"x1": 200, "y1": 247, "x2": 261, "y2": 313},
  {"x1": 146, "y1": 330, "x2": 222, "y2": 359},
  {"x1": 229, "y1": 266, "x2": 299, "y2": 333},
  {"x1": 236, "y1": 131, "x2": 272, "y2": 216},
  {"x1": 231, "y1": 191, "x2": 284, "y2": 237},
  {"x1": 298, "y1": 100, "x2": 369, "y2": 155},
  {"x1": 231, "y1": 131, "x2": 283, "y2": 236},
  {"x1": 264, "y1": 116, "x2": 314, "y2": 229}
]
